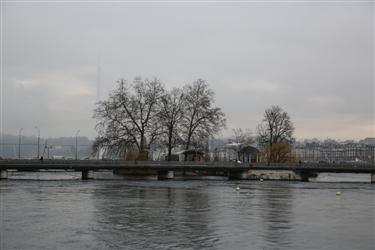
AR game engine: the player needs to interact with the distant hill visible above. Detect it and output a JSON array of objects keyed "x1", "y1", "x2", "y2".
[{"x1": 0, "y1": 133, "x2": 93, "y2": 159}]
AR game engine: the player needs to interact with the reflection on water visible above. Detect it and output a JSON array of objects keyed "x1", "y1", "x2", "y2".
[
  {"x1": 258, "y1": 184, "x2": 293, "y2": 249},
  {"x1": 91, "y1": 183, "x2": 218, "y2": 249},
  {"x1": 1, "y1": 179, "x2": 374, "y2": 250}
]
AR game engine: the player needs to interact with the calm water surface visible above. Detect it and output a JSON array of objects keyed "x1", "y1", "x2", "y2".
[{"x1": 1, "y1": 174, "x2": 374, "y2": 250}]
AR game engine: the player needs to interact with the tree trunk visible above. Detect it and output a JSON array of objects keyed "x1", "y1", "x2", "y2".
[
  {"x1": 167, "y1": 129, "x2": 173, "y2": 161},
  {"x1": 184, "y1": 133, "x2": 192, "y2": 161}
]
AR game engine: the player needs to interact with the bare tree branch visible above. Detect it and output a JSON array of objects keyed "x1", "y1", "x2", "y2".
[{"x1": 257, "y1": 105, "x2": 295, "y2": 162}]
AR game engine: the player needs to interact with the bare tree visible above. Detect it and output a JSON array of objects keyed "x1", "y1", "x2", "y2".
[
  {"x1": 158, "y1": 88, "x2": 185, "y2": 161},
  {"x1": 229, "y1": 128, "x2": 254, "y2": 145},
  {"x1": 257, "y1": 105, "x2": 295, "y2": 162},
  {"x1": 180, "y1": 79, "x2": 226, "y2": 156},
  {"x1": 94, "y1": 77, "x2": 164, "y2": 159},
  {"x1": 228, "y1": 128, "x2": 254, "y2": 160}
]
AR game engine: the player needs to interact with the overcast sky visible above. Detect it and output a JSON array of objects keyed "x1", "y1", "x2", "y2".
[{"x1": 1, "y1": 1, "x2": 374, "y2": 140}]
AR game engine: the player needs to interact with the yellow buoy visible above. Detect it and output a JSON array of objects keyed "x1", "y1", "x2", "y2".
[
  {"x1": 235, "y1": 186, "x2": 240, "y2": 192},
  {"x1": 336, "y1": 191, "x2": 341, "y2": 196}
]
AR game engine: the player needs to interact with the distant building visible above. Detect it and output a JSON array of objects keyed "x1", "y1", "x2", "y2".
[
  {"x1": 295, "y1": 142, "x2": 375, "y2": 163},
  {"x1": 209, "y1": 143, "x2": 260, "y2": 163},
  {"x1": 360, "y1": 137, "x2": 375, "y2": 146},
  {"x1": 238, "y1": 146, "x2": 260, "y2": 163},
  {"x1": 169, "y1": 149, "x2": 205, "y2": 162}
]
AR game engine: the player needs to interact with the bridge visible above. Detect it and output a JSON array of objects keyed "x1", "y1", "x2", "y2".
[
  {"x1": 0, "y1": 160, "x2": 374, "y2": 182},
  {"x1": 250, "y1": 162, "x2": 375, "y2": 182}
]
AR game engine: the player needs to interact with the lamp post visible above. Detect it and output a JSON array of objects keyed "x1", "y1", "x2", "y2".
[
  {"x1": 47, "y1": 145, "x2": 52, "y2": 159},
  {"x1": 35, "y1": 126, "x2": 40, "y2": 159},
  {"x1": 75, "y1": 129, "x2": 80, "y2": 160},
  {"x1": 18, "y1": 128, "x2": 23, "y2": 159}
]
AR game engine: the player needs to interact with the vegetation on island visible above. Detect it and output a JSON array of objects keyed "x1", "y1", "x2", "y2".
[
  {"x1": 256, "y1": 106, "x2": 295, "y2": 163},
  {"x1": 93, "y1": 77, "x2": 226, "y2": 161},
  {"x1": 93, "y1": 76, "x2": 295, "y2": 163}
]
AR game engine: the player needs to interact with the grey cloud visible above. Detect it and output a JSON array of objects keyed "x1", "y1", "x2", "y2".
[{"x1": 3, "y1": 3, "x2": 373, "y2": 140}]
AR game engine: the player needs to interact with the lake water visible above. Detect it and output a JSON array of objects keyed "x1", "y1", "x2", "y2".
[{"x1": 1, "y1": 173, "x2": 374, "y2": 250}]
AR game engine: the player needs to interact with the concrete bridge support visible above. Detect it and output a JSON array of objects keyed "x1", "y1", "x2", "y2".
[
  {"x1": 228, "y1": 170, "x2": 249, "y2": 180},
  {"x1": 113, "y1": 169, "x2": 158, "y2": 180},
  {"x1": 296, "y1": 171, "x2": 318, "y2": 182},
  {"x1": 0, "y1": 170, "x2": 8, "y2": 179},
  {"x1": 371, "y1": 174, "x2": 375, "y2": 184},
  {"x1": 299, "y1": 172, "x2": 310, "y2": 182},
  {"x1": 81, "y1": 170, "x2": 94, "y2": 180},
  {"x1": 158, "y1": 170, "x2": 174, "y2": 180}
]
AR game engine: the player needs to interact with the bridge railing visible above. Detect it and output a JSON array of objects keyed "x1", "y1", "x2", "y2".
[
  {"x1": 0, "y1": 159, "x2": 238, "y2": 167},
  {"x1": 1, "y1": 159, "x2": 374, "y2": 169}
]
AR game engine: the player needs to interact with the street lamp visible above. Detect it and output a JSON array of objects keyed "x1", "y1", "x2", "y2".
[
  {"x1": 18, "y1": 128, "x2": 23, "y2": 159},
  {"x1": 35, "y1": 126, "x2": 40, "y2": 159},
  {"x1": 75, "y1": 129, "x2": 80, "y2": 160},
  {"x1": 46, "y1": 145, "x2": 52, "y2": 159}
]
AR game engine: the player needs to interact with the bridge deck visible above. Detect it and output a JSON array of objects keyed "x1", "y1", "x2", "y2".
[
  {"x1": 0, "y1": 160, "x2": 374, "y2": 173},
  {"x1": 0, "y1": 160, "x2": 249, "y2": 171}
]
